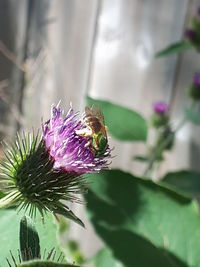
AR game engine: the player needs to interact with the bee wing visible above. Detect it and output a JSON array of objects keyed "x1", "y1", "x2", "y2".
[
  {"x1": 85, "y1": 106, "x2": 94, "y2": 116},
  {"x1": 91, "y1": 105, "x2": 105, "y2": 125},
  {"x1": 91, "y1": 105, "x2": 107, "y2": 137},
  {"x1": 85, "y1": 105, "x2": 107, "y2": 136}
]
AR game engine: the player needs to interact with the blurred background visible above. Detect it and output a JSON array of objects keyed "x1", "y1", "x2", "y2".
[{"x1": 0, "y1": 0, "x2": 200, "y2": 262}]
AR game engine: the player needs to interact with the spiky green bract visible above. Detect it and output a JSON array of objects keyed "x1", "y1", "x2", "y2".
[
  {"x1": 18, "y1": 261, "x2": 80, "y2": 267},
  {"x1": 0, "y1": 132, "x2": 86, "y2": 227},
  {"x1": 6, "y1": 248, "x2": 66, "y2": 267}
]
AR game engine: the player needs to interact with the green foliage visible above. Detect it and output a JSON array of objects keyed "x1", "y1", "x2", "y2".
[
  {"x1": 66, "y1": 240, "x2": 85, "y2": 265},
  {"x1": 155, "y1": 41, "x2": 191, "y2": 57},
  {"x1": 0, "y1": 190, "x2": 5, "y2": 198},
  {"x1": 18, "y1": 261, "x2": 79, "y2": 267},
  {"x1": 58, "y1": 217, "x2": 70, "y2": 235},
  {"x1": 185, "y1": 108, "x2": 200, "y2": 124},
  {"x1": 92, "y1": 248, "x2": 124, "y2": 267},
  {"x1": 151, "y1": 113, "x2": 169, "y2": 128},
  {"x1": 20, "y1": 216, "x2": 40, "y2": 260},
  {"x1": 189, "y1": 85, "x2": 200, "y2": 101},
  {"x1": 133, "y1": 155, "x2": 148, "y2": 162},
  {"x1": 162, "y1": 170, "x2": 200, "y2": 196},
  {"x1": 57, "y1": 217, "x2": 85, "y2": 265},
  {"x1": 0, "y1": 209, "x2": 62, "y2": 267},
  {"x1": 156, "y1": 127, "x2": 175, "y2": 151},
  {"x1": 86, "y1": 96, "x2": 147, "y2": 141},
  {"x1": 86, "y1": 169, "x2": 200, "y2": 267}
]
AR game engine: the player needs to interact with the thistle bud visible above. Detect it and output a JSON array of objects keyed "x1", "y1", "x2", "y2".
[
  {"x1": 184, "y1": 7, "x2": 200, "y2": 51},
  {"x1": 151, "y1": 101, "x2": 169, "y2": 128},
  {"x1": 189, "y1": 73, "x2": 200, "y2": 100},
  {"x1": 184, "y1": 29, "x2": 197, "y2": 43},
  {"x1": 0, "y1": 104, "x2": 111, "y2": 226}
]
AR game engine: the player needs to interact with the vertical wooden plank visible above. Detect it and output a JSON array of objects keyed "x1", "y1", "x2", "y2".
[
  {"x1": 0, "y1": 0, "x2": 28, "y2": 138},
  {"x1": 161, "y1": 0, "x2": 200, "y2": 175},
  {"x1": 88, "y1": 0, "x2": 188, "y2": 175},
  {"x1": 22, "y1": 0, "x2": 99, "y2": 128}
]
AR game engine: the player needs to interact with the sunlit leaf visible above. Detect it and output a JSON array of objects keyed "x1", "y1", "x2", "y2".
[
  {"x1": 162, "y1": 170, "x2": 200, "y2": 196},
  {"x1": 185, "y1": 108, "x2": 200, "y2": 125},
  {"x1": 92, "y1": 248, "x2": 124, "y2": 267},
  {"x1": 86, "y1": 97, "x2": 147, "y2": 141},
  {"x1": 86, "y1": 169, "x2": 200, "y2": 267},
  {"x1": 0, "y1": 209, "x2": 62, "y2": 266}
]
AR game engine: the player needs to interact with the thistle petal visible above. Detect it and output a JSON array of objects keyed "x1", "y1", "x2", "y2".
[{"x1": 42, "y1": 104, "x2": 111, "y2": 173}]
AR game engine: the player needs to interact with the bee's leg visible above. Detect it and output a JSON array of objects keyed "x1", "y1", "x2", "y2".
[{"x1": 85, "y1": 140, "x2": 92, "y2": 148}]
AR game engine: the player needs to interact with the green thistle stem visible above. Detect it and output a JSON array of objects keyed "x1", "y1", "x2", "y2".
[{"x1": 144, "y1": 99, "x2": 197, "y2": 178}]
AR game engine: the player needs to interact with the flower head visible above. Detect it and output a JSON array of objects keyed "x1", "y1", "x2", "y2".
[
  {"x1": 193, "y1": 73, "x2": 200, "y2": 87},
  {"x1": 151, "y1": 101, "x2": 169, "y2": 128},
  {"x1": 198, "y1": 6, "x2": 200, "y2": 17},
  {"x1": 43, "y1": 104, "x2": 110, "y2": 173},
  {"x1": 153, "y1": 101, "x2": 169, "y2": 115},
  {"x1": 0, "y1": 104, "x2": 111, "y2": 226},
  {"x1": 184, "y1": 29, "x2": 197, "y2": 42},
  {"x1": 183, "y1": 7, "x2": 200, "y2": 51},
  {"x1": 189, "y1": 73, "x2": 200, "y2": 100}
]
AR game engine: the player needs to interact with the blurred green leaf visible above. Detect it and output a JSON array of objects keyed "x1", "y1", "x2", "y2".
[
  {"x1": 58, "y1": 217, "x2": 70, "y2": 234},
  {"x1": 66, "y1": 240, "x2": 85, "y2": 265},
  {"x1": 86, "y1": 169, "x2": 200, "y2": 267},
  {"x1": 162, "y1": 170, "x2": 200, "y2": 196},
  {"x1": 185, "y1": 108, "x2": 200, "y2": 125},
  {"x1": 0, "y1": 209, "x2": 62, "y2": 267},
  {"x1": 156, "y1": 41, "x2": 191, "y2": 57},
  {"x1": 20, "y1": 216, "x2": 40, "y2": 261},
  {"x1": 86, "y1": 97, "x2": 147, "y2": 141},
  {"x1": 133, "y1": 155, "x2": 148, "y2": 162},
  {"x1": 133, "y1": 154, "x2": 163, "y2": 162},
  {"x1": 18, "y1": 260, "x2": 79, "y2": 267},
  {"x1": 93, "y1": 248, "x2": 124, "y2": 267}
]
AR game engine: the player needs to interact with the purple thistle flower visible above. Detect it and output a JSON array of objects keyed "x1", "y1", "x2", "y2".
[
  {"x1": 193, "y1": 73, "x2": 200, "y2": 88},
  {"x1": 190, "y1": 73, "x2": 200, "y2": 101},
  {"x1": 43, "y1": 104, "x2": 111, "y2": 174},
  {"x1": 197, "y1": 6, "x2": 200, "y2": 17},
  {"x1": 0, "y1": 104, "x2": 111, "y2": 226},
  {"x1": 184, "y1": 29, "x2": 197, "y2": 42},
  {"x1": 153, "y1": 101, "x2": 169, "y2": 115}
]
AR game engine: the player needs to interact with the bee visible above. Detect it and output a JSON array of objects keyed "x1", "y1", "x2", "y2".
[{"x1": 76, "y1": 106, "x2": 108, "y2": 156}]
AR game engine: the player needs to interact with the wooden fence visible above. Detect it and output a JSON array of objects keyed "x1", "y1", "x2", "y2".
[{"x1": 0, "y1": 0, "x2": 199, "y2": 259}]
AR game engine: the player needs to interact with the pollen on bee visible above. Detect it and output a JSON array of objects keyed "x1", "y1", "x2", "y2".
[
  {"x1": 75, "y1": 127, "x2": 92, "y2": 137},
  {"x1": 85, "y1": 141, "x2": 91, "y2": 148}
]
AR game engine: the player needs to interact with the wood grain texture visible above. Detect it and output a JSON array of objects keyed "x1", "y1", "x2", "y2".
[
  {"x1": 0, "y1": 0, "x2": 28, "y2": 138},
  {"x1": 88, "y1": 0, "x2": 188, "y2": 176},
  {"x1": 161, "y1": 0, "x2": 200, "y2": 176},
  {"x1": 22, "y1": 0, "x2": 98, "y2": 128}
]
